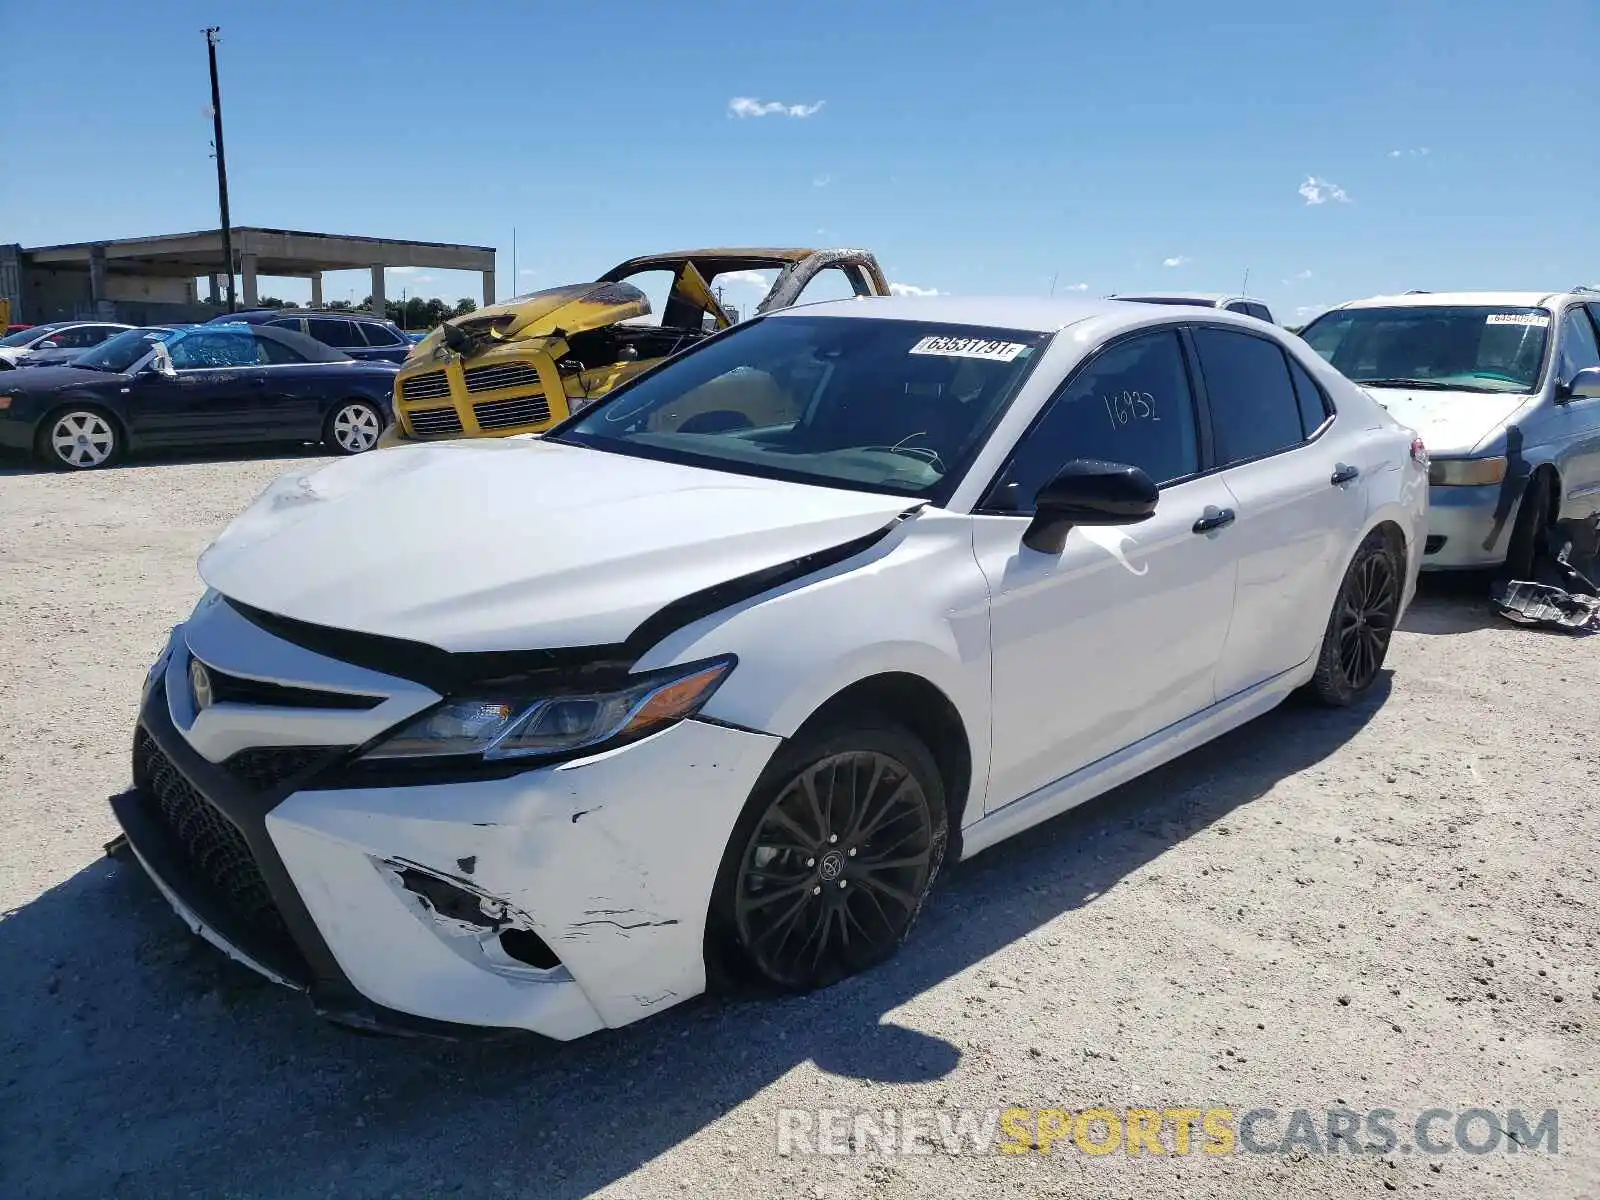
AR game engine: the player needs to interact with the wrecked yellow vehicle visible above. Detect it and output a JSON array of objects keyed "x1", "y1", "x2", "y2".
[{"x1": 382, "y1": 248, "x2": 890, "y2": 445}]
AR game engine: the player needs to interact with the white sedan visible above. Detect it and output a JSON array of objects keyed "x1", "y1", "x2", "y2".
[{"x1": 111, "y1": 296, "x2": 1428, "y2": 1040}]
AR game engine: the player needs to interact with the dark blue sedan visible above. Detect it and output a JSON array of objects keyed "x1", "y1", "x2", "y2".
[{"x1": 0, "y1": 324, "x2": 398, "y2": 470}]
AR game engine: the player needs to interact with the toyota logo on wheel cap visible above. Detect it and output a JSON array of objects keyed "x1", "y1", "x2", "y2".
[{"x1": 818, "y1": 850, "x2": 845, "y2": 881}]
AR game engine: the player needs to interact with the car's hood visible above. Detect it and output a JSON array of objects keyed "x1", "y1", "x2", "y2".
[
  {"x1": 1360, "y1": 387, "x2": 1531, "y2": 456},
  {"x1": 199, "y1": 439, "x2": 918, "y2": 653},
  {"x1": 0, "y1": 365, "x2": 122, "y2": 392},
  {"x1": 406, "y1": 281, "x2": 653, "y2": 366},
  {"x1": 0, "y1": 348, "x2": 27, "y2": 365}
]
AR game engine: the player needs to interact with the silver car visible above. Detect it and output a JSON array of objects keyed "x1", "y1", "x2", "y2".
[
  {"x1": 0, "y1": 321, "x2": 132, "y2": 370},
  {"x1": 1301, "y1": 289, "x2": 1600, "y2": 575}
]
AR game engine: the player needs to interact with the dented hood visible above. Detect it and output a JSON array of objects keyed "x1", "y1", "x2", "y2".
[
  {"x1": 409, "y1": 281, "x2": 652, "y2": 362},
  {"x1": 198, "y1": 440, "x2": 916, "y2": 653},
  {"x1": 1361, "y1": 386, "x2": 1533, "y2": 456}
]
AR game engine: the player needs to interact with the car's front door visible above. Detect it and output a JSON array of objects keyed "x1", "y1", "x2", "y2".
[
  {"x1": 1547, "y1": 305, "x2": 1600, "y2": 519},
  {"x1": 972, "y1": 327, "x2": 1241, "y2": 811},
  {"x1": 1191, "y1": 326, "x2": 1369, "y2": 698},
  {"x1": 126, "y1": 329, "x2": 266, "y2": 444}
]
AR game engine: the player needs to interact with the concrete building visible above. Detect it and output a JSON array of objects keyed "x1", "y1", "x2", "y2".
[{"x1": 0, "y1": 227, "x2": 498, "y2": 325}]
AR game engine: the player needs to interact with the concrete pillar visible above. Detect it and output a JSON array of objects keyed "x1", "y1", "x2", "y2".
[
  {"x1": 207, "y1": 273, "x2": 220, "y2": 304},
  {"x1": 310, "y1": 272, "x2": 323, "y2": 307},
  {"x1": 482, "y1": 268, "x2": 496, "y2": 307},
  {"x1": 241, "y1": 253, "x2": 259, "y2": 307},
  {"x1": 370, "y1": 265, "x2": 386, "y2": 319},
  {"x1": 89, "y1": 243, "x2": 112, "y2": 317}
]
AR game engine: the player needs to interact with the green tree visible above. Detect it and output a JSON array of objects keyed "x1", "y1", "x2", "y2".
[{"x1": 453, "y1": 298, "x2": 478, "y2": 317}]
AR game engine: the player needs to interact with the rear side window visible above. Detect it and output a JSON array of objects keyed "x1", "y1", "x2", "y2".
[
  {"x1": 1289, "y1": 357, "x2": 1331, "y2": 436},
  {"x1": 257, "y1": 334, "x2": 307, "y2": 365},
  {"x1": 987, "y1": 329, "x2": 1200, "y2": 509},
  {"x1": 359, "y1": 321, "x2": 404, "y2": 347},
  {"x1": 268, "y1": 317, "x2": 304, "y2": 334},
  {"x1": 306, "y1": 318, "x2": 357, "y2": 347},
  {"x1": 1245, "y1": 303, "x2": 1273, "y2": 323},
  {"x1": 1193, "y1": 328, "x2": 1305, "y2": 465}
]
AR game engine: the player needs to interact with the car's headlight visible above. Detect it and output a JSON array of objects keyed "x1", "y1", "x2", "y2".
[
  {"x1": 1429, "y1": 456, "x2": 1507, "y2": 486},
  {"x1": 363, "y1": 657, "x2": 735, "y2": 763}
]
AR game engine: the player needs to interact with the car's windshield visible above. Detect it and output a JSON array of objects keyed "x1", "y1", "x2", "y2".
[
  {"x1": 1301, "y1": 305, "x2": 1550, "y2": 393},
  {"x1": 71, "y1": 327, "x2": 178, "y2": 373},
  {"x1": 1, "y1": 324, "x2": 57, "y2": 348},
  {"x1": 554, "y1": 315, "x2": 1049, "y2": 499}
]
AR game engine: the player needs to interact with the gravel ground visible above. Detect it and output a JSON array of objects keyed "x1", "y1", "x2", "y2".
[{"x1": 1, "y1": 450, "x2": 1596, "y2": 1200}]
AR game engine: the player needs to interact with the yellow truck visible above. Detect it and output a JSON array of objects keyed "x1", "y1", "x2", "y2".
[{"x1": 381, "y1": 247, "x2": 890, "y2": 447}]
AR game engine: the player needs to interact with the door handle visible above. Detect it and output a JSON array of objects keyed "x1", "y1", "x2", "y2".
[
  {"x1": 1331, "y1": 464, "x2": 1360, "y2": 485},
  {"x1": 1192, "y1": 507, "x2": 1236, "y2": 534},
  {"x1": 247, "y1": 375, "x2": 269, "y2": 387}
]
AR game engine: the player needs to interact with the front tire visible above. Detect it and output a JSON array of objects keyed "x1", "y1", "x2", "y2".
[
  {"x1": 1309, "y1": 530, "x2": 1403, "y2": 706},
  {"x1": 710, "y1": 721, "x2": 947, "y2": 992},
  {"x1": 36, "y1": 407, "x2": 122, "y2": 470},
  {"x1": 1502, "y1": 474, "x2": 1552, "y2": 580},
  {"x1": 324, "y1": 400, "x2": 383, "y2": 455}
]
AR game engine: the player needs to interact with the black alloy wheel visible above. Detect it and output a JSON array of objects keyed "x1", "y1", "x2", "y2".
[
  {"x1": 720, "y1": 724, "x2": 946, "y2": 991},
  {"x1": 1311, "y1": 531, "x2": 1403, "y2": 705}
]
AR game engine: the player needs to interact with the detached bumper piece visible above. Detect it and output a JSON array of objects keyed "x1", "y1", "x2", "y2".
[{"x1": 1491, "y1": 543, "x2": 1600, "y2": 634}]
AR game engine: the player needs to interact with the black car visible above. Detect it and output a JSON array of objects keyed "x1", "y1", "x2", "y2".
[
  {"x1": 0, "y1": 324, "x2": 397, "y2": 470},
  {"x1": 206, "y1": 309, "x2": 411, "y2": 363}
]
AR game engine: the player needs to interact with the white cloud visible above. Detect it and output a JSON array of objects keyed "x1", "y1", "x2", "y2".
[
  {"x1": 716, "y1": 270, "x2": 774, "y2": 288},
  {"x1": 729, "y1": 96, "x2": 825, "y2": 119},
  {"x1": 1065, "y1": 282, "x2": 1090, "y2": 292},
  {"x1": 890, "y1": 283, "x2": 940, "y2": 297},
  {"x1": 518, "y1": 267, "x2": 536, "y2": 277},
  {"x1": 389, "y1": 266, "x2": 419, "y2": 275},
  {"x1": 1295, "y1": 269, "x2": 1313, "y2": 280},
  {"x1": 1295, "y1": 304, "x2": 1330, "y2": 319},
  {"x1": 1388, "y1": 147, "x2": 1430, "y2": 159},
  {"x1": 812, "y1": 174, "x2": 832, "y2": 188},
  {"x1": 1162, "y1": 256, "x2": 1190, "y2": 268},
  {"x1": 1299, "y1": 176, "x2": 1351, "y2": 205}
]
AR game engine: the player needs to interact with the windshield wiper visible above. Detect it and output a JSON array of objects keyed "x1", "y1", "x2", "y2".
[{"x1": 1356, "y1": 378, "x2": 1464, "y2": 390}]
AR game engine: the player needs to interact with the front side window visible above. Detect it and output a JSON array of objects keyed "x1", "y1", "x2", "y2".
[
  {"x1": 557, "y1": 315, "x2": 1049, "y2": 499},
  {"x1": 1245, "y1": 303, "x2": 1274, "y2": 323},
  {"x1": 168, "y1": 330, "x2": 263, "y2": 369},
  {"x1": 359, "y1": 321, "x2": 404, "y2": 347},
  {"x1": 984, "y1": 330, "x2": 1199, "y2": 512},
  {"x1": 305, "y1": 317, "x2": 357, "y2": 347},
  {"x1": 1556, "y1": 307, "x2": 1600, "y2": 383},
  {"x1": 70, "y1": 327, "x2": 177, "y2": 373},
  {"x1": 1302, "y1": 305, "x2": 1550, "y2": 394},
  {"x1": 1193, "y1": 327, "x2": 1304, "y2": 465},
  {"x1": 51, "y1": 326, "x2": 108, "y2": 349}
]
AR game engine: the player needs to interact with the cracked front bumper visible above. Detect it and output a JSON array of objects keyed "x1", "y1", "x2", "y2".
[{"x1": 113, "y1": 619, "x2": 781, "y2": 1040}]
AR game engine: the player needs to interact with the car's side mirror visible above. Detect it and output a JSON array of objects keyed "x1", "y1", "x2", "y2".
[
  {"x1": 1022, "y1": 459, "x2": 1159, "y2": 555},
  {"x1": 1561, "y1": 365, "x2": 1600, "y2": 402},
  {"x1": 147, "y1": 345, "x2": 177, "y2": 378},
  {"x1": 36, "y1": 340, "x2": 59, "y2": 351}
]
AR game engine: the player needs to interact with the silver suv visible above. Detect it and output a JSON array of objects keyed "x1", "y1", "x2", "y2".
[
  {"x1": 1111, "y1": 292, "x2": 1276, "y2": 324},
  {"x1": 1301, "y1": 288, "x2": 1600, "y2": 575}
]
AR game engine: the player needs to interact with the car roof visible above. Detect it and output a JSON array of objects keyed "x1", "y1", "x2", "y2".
[
  {"x1": 1333, "y1": 290, "x2": 1573, "y2": 311},
  {"x1": 767, "y1": 294, "x2": 1202, "y2": 334},
  {"x1": 1114, "y1": 292, "x2": 1235, "y2": 304},
  {"x1": 217, "y1": 309, "x2": 392, "y2": 324}
]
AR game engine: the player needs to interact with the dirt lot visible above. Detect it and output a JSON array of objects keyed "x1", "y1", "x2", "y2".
[{"x1": 1, "y1": 450, "x2": 1597, "y2": 1200}]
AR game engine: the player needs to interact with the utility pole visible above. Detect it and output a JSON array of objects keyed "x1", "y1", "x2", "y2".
[
  {"x1": 204, "y1": 27, "x2": 236, "y2": 313},
  {"x1": 512, "y1": 226, "x2": 518, "y2": 298}
]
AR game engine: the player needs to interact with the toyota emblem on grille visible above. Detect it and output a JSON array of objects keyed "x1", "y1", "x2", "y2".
[{"x1": 190, "y1": 660, "x2": 214, "y2": 712}]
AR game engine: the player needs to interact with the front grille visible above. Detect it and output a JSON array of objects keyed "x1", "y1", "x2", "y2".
[
  {"x1": 399, "y1": 370, "x2": 451, "y2": 401},
  {"x1": 133, "y1": 729, "x2": 294, "y2": 952},
  {"x1": 474, "y1": 395, "x2": 553, "y2": 430},
  {"x1": 201, "y1": 663, "x2": 381, "y2": 711},
  {"x1": 406, "y1": 407, "x2": 465, "y2": 437},
  {"x1": 464, "y1": 362, "x2": 542, "y2": 394},
  {"x1": 221, "y1": 745, "x2": 343, "y2": 792}
]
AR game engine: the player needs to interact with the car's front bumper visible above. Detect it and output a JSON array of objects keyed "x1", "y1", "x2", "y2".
[
  {"x1": 1420, "y1": 482, "x2": 1521, "y2": 571},
  {"x1": 112, "y1": 609, "x2": 781, "y2": 1040}
]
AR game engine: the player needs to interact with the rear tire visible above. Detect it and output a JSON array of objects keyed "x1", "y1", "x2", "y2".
[
  {"x1": 35, "y1": 406, "x2": 122, "y2": 470},
  {"x1": 709, "y1": 720, "x2": 947, "y2": 993},
  {"x1": 1502, "y1": 474, "x2": 1552, "y2": 580},
  {"x1": 1310, "y1": 530, "x2": 1403, "y2": 706},
  {"x1": 324, "y1": 400, "x2": 383, "y2": 455}
]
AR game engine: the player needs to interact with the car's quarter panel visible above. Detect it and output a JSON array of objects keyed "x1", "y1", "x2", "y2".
[
  {"x1": 972, "y1": 477, "x2": 1239, "y2": 810},
  {"x1": 267, "y1": 718, "x2": 781, "y2": 1037},
  {"x1": 639, "y1": 511, "x2": 995, "y2": 828}
]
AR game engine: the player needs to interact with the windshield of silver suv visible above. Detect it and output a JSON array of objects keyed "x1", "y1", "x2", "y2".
[
  {"x1": 1301, "y1": 305, "x2": 1550, "y2": 394},
  {"x1": 554, "y1": 315, "x2": 1050, "y2": 499}
]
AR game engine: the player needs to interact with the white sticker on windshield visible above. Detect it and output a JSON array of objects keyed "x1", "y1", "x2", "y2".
[
  {"x1": 909, "y1": 335, "x2": 1029, "y2": 362},
  {"x1": 1486, "y1": 313, "x2": 1549, "y2": 327}
]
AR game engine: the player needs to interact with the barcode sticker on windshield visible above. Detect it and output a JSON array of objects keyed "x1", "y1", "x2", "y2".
[
  {"x1": 909, "y1": 336, "x2": 1029, "y2": 362},
  {"x1": 1486, "y1": 313, "x2": 1549, "y2": 327}
]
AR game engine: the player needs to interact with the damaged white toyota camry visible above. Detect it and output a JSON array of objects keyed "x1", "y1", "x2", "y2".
[{"x1": 112, "y1": 296, "x2": 1428, "y2": 1039}]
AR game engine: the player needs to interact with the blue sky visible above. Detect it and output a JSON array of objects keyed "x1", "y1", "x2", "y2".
[{"x1": 2, "y1": 0, "x2": 1594, "y2": 322}]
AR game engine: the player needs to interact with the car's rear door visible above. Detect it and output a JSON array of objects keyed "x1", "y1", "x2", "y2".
[
  {"x1": 306, "y1": 317, "x2": 376, "y2": 361},
  {"x1": 972, "y1": 327, "x2": 1240, "y2": 810},
  {"x1": 354, "y1": 319, "x2": 411, "y2": 363},
  {"x1": 253, "y1": 332, "x2": 328, "y2": 439},
  {"x1": 1191, "y1": 325, "x2": 1369, "y2": 698}
]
